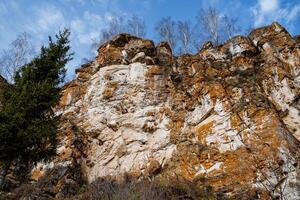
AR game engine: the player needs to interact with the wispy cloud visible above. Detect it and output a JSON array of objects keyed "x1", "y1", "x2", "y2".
[
  {"x1": 251, "y1": 0, "x2": 300, "y2": 27},
  {"x1": 287, "y1": 5, "x2": 300, "y2": 22},
  {"x1": 70, "y1": 11, "x2": 105, "y2": 45},
  {"x1": 259, "y1": 0, "x2": 278, "y2": 13},
  {"x1": 34, "y1": 5, "x2": 65, "y2": 32}
]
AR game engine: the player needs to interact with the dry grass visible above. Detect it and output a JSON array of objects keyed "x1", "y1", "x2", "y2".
[{"x1": 71, "y1": 178, "x2": 219, "y2": 200}]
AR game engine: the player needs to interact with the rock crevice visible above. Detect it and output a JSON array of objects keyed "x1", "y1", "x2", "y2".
[{"x1": 30, "y1": 22, "x2": 300, "y2": 199}]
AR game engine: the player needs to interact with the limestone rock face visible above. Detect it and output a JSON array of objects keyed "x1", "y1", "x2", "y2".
[{"x1": 34, "y1": 23, "x2": 300, "y2": 199}]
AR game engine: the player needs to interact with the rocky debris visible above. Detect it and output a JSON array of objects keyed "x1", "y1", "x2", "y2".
[{"x1": 26, "y1": 22, "x2": 300, "y2": 199}]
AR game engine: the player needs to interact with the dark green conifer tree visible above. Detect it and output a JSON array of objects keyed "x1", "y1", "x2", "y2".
[{"x1": 0, "y1": 29, "x2": 73, "y2": 189}]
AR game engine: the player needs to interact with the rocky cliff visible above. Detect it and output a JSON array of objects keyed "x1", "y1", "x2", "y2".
[{"x1": 30, "y1": 22, "x2": 300, "y2": 199}]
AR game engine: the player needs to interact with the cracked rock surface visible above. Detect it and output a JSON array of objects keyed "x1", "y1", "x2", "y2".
[{"x1": 31, "y1": 22, "x2": 300, "y2": 199}]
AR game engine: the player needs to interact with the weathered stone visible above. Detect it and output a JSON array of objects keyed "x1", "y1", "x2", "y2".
[
  {"x1": 201, "y1": 41, "x2": 214, "y2": 50},
  {"x1": 221, "y1": 35, "x2": 258, "y2": 57},
  {"x1": 96, "y1": 33, "x2": 156, "y2": 67},
  {"x1": 249, "y1": 22, "x2": 296, "y2": 50},
  {"x1": 155, "y1": 41, "x2": 173, "y2": 66},
  {"x1": 144, "y1": 159, "x2": 161, "y2": 177},
  {"x1": 29, "y1": 22, "x2": 300, "y2": 200},
  {"x1": 131, "y1": 52, "x2": 146, "y2": 63}
]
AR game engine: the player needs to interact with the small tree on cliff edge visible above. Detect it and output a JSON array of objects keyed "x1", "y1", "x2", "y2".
[{"x1": 0, "y1": 29, "x2": 73, "y2": 189}]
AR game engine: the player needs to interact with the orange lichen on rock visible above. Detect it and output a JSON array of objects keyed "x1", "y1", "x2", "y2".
[
  {"x1": 194, "y1": 121, "x2": 215, "y2": 143},
  {"x1": 24, "y1": 23, "x2": 300, "y2": 200}
]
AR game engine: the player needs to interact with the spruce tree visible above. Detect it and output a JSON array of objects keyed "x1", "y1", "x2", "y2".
[{"x1": 0, "y1": 29, "x2": 73, "y2": 189}]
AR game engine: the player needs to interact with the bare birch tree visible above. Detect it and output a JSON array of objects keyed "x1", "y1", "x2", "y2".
[
  {"x1": 92, "y1": 15, "x2": 147, "y2": 53},
  {"x1": 0, "y1": 33, "x2": 34, "y2": 82},
  {"x1": 99, "y1": 16, "x2": 125, "y2": 44},
  {"x1": 155, "y1": 17, "x2": 177, "y2": 51},
  {"x1": 222, "y1": 15, "x2": 238, "y2": 39},
  {"x1": 127, "y1": 15, "x2": 146, "y2": 37},
  {"x1": 196, "y1": 7, "x2": 239, "y2": 47},
  {"x1": 177, "y1": 20, "x2": 194, "y2": 54},
  {"x1": 197, "y1": 7, "x2": 222, "y2": 46}
]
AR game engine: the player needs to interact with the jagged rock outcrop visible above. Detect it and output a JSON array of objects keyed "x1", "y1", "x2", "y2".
[{"x1": 30, "y1": 22, "x2": 300, "y2": 199}]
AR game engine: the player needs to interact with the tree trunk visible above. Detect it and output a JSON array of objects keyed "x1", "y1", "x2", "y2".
[{"x1": 0, "y1": 162, "x2": 10, "y2": 190}]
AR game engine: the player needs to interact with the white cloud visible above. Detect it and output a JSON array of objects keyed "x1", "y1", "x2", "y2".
[
  {"x1": 83, "y1": 11, "x2": 102, "y2": 26},
  {"x1": 27, "y1": 4, "x2": 107, "y2": 46},
  {"x1": 105, "y1": 13, "x2": 115, "y2": 21},
  {"x1": 251, "y1": 0, "x2": 300, "y2": 27},
  {"x1": 0, "y1": 0, "x2": 19, "y2": 16},
  {"x1": 77, "y1": 31, "x2": 99, "y2": 44},
  {"x1": 287, "y1": 5, "x2": 300, "y2": 22},
  {"x1": 27, "y1": 4, "x2": 66, "y2": 35},
  {"x1": 71, "y1": 19, "x2": 85, "y2": 33},
  {"x1": 37, "y1": 9, "x2": 64, "y2": 31},
  {"x1": 259, "y1": 0, "x2": 278, "y2": 13},
  {"x1": 69, "y1": 11, "x2": 106, "y2": 45},
  {"x1": 0, "y1": 0, "x2": 131, "y2": 78}
]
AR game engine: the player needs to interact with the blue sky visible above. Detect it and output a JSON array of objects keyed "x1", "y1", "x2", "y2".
[{"x1": 1, "y1": 0, "x2": 300, "y2": 78}]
